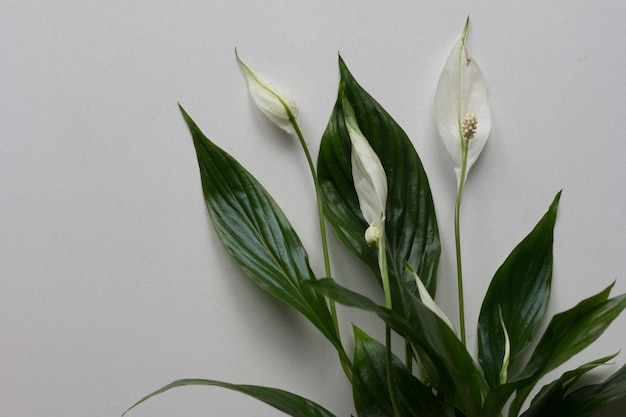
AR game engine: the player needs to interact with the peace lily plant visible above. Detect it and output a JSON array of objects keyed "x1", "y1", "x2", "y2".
[{"x1": 125, "y1": 18, "x2": 626, "y2": 417}]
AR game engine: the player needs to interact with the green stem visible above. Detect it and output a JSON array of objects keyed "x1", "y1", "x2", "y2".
[
  {"x1": 454, "y1": 140, "x2": 469, "y2": 347},
  {"x1": 290, "y1": 116, "x2": 352, "y2": 381},
  {"x1": 454, "y1": 17, "x2": 471, "y2": 347},
  {"x1": 290, "y1": 120, "x2": 332, "y2": 280},
  {"x1": 378, "y1": 229, "x2": 401, "y2": 417},
  {"x1": 378, "y1": 225, "x2": 392, "y2": 310}
]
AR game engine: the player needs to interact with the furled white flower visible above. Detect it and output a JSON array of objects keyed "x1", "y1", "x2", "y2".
[
  {"x1": 405, "y1": 262, "x2": 455, "y2": 332},
  {"x1": 498, "y1": 306, "x2": 511, "y2": 384},
  {"x1": 435, "y1": 18, "x2": 491, "y2": 184},
  {"x1": 236, "y1": 50, "x2": 299, "y2": 135},
  {"x1": 342, "y1": 97, "x2": 388, "y2": 245}
]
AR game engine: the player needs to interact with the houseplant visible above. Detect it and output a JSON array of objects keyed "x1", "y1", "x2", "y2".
[{"x1": 124, "y1": 19, "x2": 626, "y2": 417}]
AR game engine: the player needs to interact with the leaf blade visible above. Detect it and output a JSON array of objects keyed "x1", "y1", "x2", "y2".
[
  {"x1": 560, "y1": 362, "x2": 626, "y2": 417},
  {"x1": 477, "y1": 192, "x2": 561, "y2": 387},
  {"x1": 520, "y1": 353, "x2": 619, "y2": 417},
  {"x1": 123, "y1": 379, "x2": 337, "y2": 417},
  {"x1": 508, "y1": 285, "x2": 626, "y2": 416},
  {"x1": 317, "y1": 57, "x2": 440, "y2": 313},
  {"x1": 352, "y1": 327, "x2": 455, "y2": 417},
  {"x1": 309, "y1": 279, "x2": 486, "y2": 415},
  {"x1": 180, "y1": 105, "x2": 337, "y2": 345}
]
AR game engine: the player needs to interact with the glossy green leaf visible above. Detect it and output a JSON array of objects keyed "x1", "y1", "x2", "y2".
[
  {"x1": 560, "y1": 362, "x2": 626, "y2": 417},
  {"x1": 519, "y1": 379, "x2": 565, "y2": 417},
  {"x1": 520, "y1": 353, "x2": 618, "y2": 417},
  {"x1": 509, "y1": 284, "x2": 626, "y2": 416},
  {"x1": 123, "y1": 379, "x2": 336, "y2": 417},
  {"x1": 317, "y1": 57, "x2": 440, "y2": 314},
  {"x1": 481, "y1": 381, "x2": 518, "y2": 417},
  {"x1": 309, "y1": 279, "x2": 485, "y2": 416},
  {"x1": 478, "y1": 192, "x2": 561, "y2": 387},
  {"x1": 352, "y1": 326, "x2": 455, "y2": 417},
  {"x1": 352, "y1": 326, "x2": 397, "y2": 417},
  {"x1": 180, "y1": 105, "x2": 338, "y2": 347},
  {"x1": 404, "y1": 289, "x2": 487, "y2": 416},
  {"x1": 483, "y1": 285, "x2": 626, "y2": 417}
]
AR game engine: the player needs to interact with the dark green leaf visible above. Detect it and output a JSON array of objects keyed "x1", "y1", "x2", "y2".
[
  {"x1": 478, "y1": 192, "x2": 561, "y2": 387},
  {"x1": 309, "y1": 279, "x2": 486, "y2": 416},
  {"x1": 404, "y1": 290, "x2": 487, "y2": 416},
  {"x1": 352, "y1": 327, "x2": 454, "y2": 417},
  {"x1": 560, "y1": 362, "x2": 626, "y2": 417},
  {"x1": 482, "y1": 381, "x2": 518, "y2": 417},
  {"x1": 519, "y1": 379, "x2": 565, "y2": 417},
  {"x1": 353, "y1": 327, "x2": 396, "y2": 417},
  {"x1": 180, "y1": 105, "x2": 337, "y2": 346},
  {"x1": 520, "y1": 353, "x2": 619, "y2": 417},
  {"x1": 480, "y1": 283, "x2": 626, "y2": 417},
  {"x1": 317, "y1": 57, "x2": 440, "y2": 316},
  {"x1": 508, "y1": 285, "x2": 626, "y2": 416},
  {"x1": 122, "y1": 379, "x2": 336, "y2": 417}
]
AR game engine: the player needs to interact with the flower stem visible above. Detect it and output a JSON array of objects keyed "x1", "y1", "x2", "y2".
[
  {"x1": 454, "y1": 18, "x2": 470, "y2": 347},
  {"x1": 454, "y1": 141, "x2": 469, "y2": 347},
  {"x1": 378, "y1": 229, "x2": 401, "y2": 417},
  {"x1": 290, "y1": 116, "x2": 352, "y2": 382}
]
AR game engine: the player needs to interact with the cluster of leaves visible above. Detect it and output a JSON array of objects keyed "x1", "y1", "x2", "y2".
[{"x1": 125, "y1": 51, "x2": 626, "y2": 417}]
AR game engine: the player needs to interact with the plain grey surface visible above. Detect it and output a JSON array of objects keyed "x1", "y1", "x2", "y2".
[{"x1": 2, "y1": 1, "x2": 626, "y2": 416}]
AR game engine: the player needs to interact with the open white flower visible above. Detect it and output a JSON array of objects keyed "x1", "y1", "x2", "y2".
[
  {"x1": 342, "y1": 97, "x2": 388, "y2": 245},
  {"x1": 435, "y1": 18, "x2": 491, "y2": 184},
  {"x1": 236, "y1": 50, "x2": 299, "y2": 135}
]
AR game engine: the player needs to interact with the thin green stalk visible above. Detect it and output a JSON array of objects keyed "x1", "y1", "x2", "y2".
[
  {"x1": 454, "y1": 17, "x2": 470, "y2": 347},
  {"x1": 290, "y1": 119, "x2": 333, "y2": 280},
  {"x1": 454, "y1": 141, "x2": 469, "y2": 347},
  {"x1": 290, "y1": 116, "x2": 352, "y2": 382},
  {"x1": 378, "y1": 229, "x2": 401, "y2": 417},
  {"x1": 378, "y1": 225, "x2": 392, "y2": 310}
]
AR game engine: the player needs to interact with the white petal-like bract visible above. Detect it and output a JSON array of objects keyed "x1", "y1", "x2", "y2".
[
  {"x1": 498, "y1": 306, "x2": 511, "y2": 384},
  {"x1": 435, "y1": 19, "x2": 491, "y2": 184},
  {"x1": 343, "y1": 97, "x2": 388, "y2": 236},
  {"x1": 408, "y1": 266, "x2": 456, "y2": 333},
  {"x1": 236, "y1": 51, "x2": 298, "y2": 135}
]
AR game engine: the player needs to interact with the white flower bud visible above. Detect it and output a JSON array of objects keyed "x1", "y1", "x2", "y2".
[
  {"x1": 365, "y1": 223, "x2": 381, "y2": 245},
  {"x1": 342, "y1": 97, "x2": 388, "y2": 245},
  {"x1": 236, "y1": 50, "x2": 298, "y2": 135}
]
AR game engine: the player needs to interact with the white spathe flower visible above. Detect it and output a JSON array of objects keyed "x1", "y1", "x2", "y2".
[
  {"x1": 406, "y1": 264, "x2": 455, "y2": 332},
  {"x1": 342, "y1": 97, "x2": 388, "y2": 244},
  {"x1": 236, "y1": 50, "x2": 298, "y2": 135},
  {"x1": 498, "y1": 306, "x2": 511, "y2": 384},
  {"x1": 435, "y1": 18, "x2": 491, "y2": 184}
]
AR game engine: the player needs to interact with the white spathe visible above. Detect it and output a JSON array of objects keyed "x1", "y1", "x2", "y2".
[
  {"x1": 435, "y1": 20, "x2": 491, "y2": 184},
  {"x1": 498, "y1": 307, "x2": 511, "y2": 384},
  {"x1": 236, "y1": 50, "x2": 298, "y2": 135},
  {"x1": 342, "y1": 97, "x2": 388, "y2": 243},
  {"x1": 413, "y1": 269, "x2": 456, "y2": 332}
]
